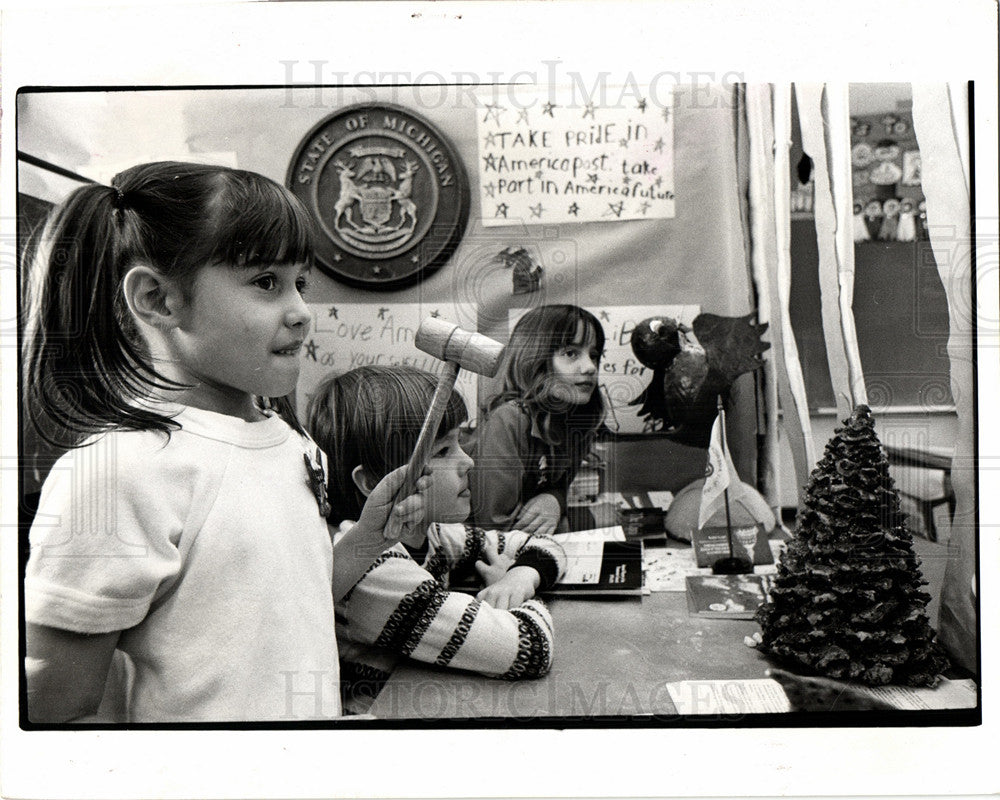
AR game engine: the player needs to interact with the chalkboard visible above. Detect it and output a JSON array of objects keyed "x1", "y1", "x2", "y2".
[
  {"x1": 510, "y1": 304, "x2": 701, "y2": 434},
  {"x1": 787, "y1": 223, "x2": 953, "y2": 411},
  {"x1": 297, "y1": 303, "x2": 481, "y2": 419}
]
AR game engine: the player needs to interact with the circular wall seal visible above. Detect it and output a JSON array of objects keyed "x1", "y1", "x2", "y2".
[{"x1": 287, "y1": 104, "x2": 470, "y2": 289}]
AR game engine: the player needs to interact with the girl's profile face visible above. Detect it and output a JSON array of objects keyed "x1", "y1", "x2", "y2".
[
  {"x1": 169, "y1": 261, "x2": 312, "y2": 418},
  {"x1": 547, "y1": 320, "x2": 600, "y2": 406},
  {"x1": 423, "y1": 428, "x2": 474, "y2": 523}
]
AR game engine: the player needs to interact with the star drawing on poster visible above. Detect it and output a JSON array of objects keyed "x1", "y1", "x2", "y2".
[
  {"x1": 430, "y1": 309, "x2": 441, "y2": 318},
  {"x1": 637, "y1": 98, "x2": 647, "y2": 112},
  {"x1": 328, "y1": 306, "x2": 339, "y2": 318},
  {"x1": 567, "y1": 202, "x2": 580, "y2": 216},
  {"x1": 605, "y1": 201, "x2": 624, "y2": 218},
  {"x1": 484, "y1": 182, "x2": 497, "y2": 198},
  {"x1": 482, "y1": 103, "x2": 505, "y2": 126},
  {"x1": 378, "y1": 308, "x2": 389, "y2": 320},
  {"x1": 654, "y1": 137, "x2": 665, "y2": 153},
  {"x1": 582, "y1": 102, "x2": 596, "y2": 119},
  {"x1": 639, "y1": 201, "x2": 651, "y2": 214},
  {"x1": 587, "y1": 173, "x2": 599, "y2": 185},
  {"x1": 542, "y1": 101, "x2": 556, "y2": 117},
  {"x1": 619, "y1": 138, "x2": 629, "y2": 149},
  {"x1": 482, "y1": 153, "x2": 498, "y2": 172},
  {"x1": 305, "y1": 339, "x2": 319, "y2": 361},
  {"x1": 484, "y1": 131, "x2": 497, "y2": 147},
  {"x1": 496, "y1": 203, "x2": 509, "y2": 218},
  {"x1": 517, "y1": 108, "x2": 530, "y2": 125},
  {"x1": 599, "y1": 310, "x2": 611, "y2": 322},
  {"x1": 529, "y1": 203, "x2": 545, "y2": 219}
]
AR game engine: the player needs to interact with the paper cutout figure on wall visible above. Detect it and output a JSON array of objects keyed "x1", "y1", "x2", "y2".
[
  {"x1": 863, "y1": 200, "x2": 884, "y2": 240},
  {"x1": 853, "y1": 201, "x2": 870, "y2": 242},
  {"x1": 878, "y1": 198, "x2": 901, "y2": 241},
  {"x1": 494, "y1": 246, "x2": 543, "y2": 295},
  {"x1": 896, "y1": 199, "x2": 917, "y2": 242},
  {"x1": 628, "y1": 313, "x2": 770, "y2": 447}
]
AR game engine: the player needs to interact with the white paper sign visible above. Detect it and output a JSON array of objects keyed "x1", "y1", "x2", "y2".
[
  {"x1": 297, "y1": 303, "x2": 479, "y2": 420},
  {"x1": 476, "y1": 84, "x2": 675, "y2": 225}
]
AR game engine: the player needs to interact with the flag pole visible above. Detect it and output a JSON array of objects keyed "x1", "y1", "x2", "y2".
[{"x1": 712, "y1": 395, "x2": 753, "y2": 575}]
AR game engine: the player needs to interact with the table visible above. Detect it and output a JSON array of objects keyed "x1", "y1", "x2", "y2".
[{"x1": 367, "y1": 537, "x2": 951, "y2": 719}]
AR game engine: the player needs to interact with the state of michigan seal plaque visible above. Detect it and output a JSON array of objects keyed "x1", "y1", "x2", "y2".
[{"x1": 287, "y1": 104, "x2": 470, "y2": 289}]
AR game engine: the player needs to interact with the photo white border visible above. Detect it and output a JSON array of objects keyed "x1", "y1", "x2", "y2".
[{"x1": 1, "y1": 2, "x2": 997, "y2": 798}]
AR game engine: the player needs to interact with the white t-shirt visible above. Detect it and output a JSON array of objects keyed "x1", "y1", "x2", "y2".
[{"x1": 25, "y1": 406, "x2": 342, "y2": 722}]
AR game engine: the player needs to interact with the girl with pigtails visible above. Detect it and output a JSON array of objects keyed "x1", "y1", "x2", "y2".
[{"x1": 22, "y1": 162, "x2": 428, "y2": 722}]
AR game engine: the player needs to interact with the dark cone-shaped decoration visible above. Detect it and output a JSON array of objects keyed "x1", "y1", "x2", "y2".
[{"x1": 756, "y1": 405, "x2": 950, "y2": 686}]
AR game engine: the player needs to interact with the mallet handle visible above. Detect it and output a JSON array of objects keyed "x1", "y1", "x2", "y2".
[{"x1": 393, "y1": 360, "x2": 461, "y2": 508}]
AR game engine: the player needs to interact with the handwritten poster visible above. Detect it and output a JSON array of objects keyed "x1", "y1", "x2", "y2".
[
  {"x1": 476, "y1": 84, "x2": 675, "y2": 226},
  {"x1": 297, "y1": 303, "x2": 480, "y2": 419},
  {"x1": 511, "y1": 304, "x2": 699, "y2": 434}
]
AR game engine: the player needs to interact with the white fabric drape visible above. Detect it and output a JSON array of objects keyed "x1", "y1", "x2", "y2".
[
  {"x1": 746, "y1": 84, "x2": 813, "y2": 507},
  {"x1": 795, "y1": 84, "x2": 868, "y2": 417},
  {"x1": 911, "y1": 83, "x2": 977, "y2": 672}
]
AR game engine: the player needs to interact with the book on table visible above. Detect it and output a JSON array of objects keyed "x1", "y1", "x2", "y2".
[
  {"x1": 449, "y1": 526, "x2": 643, "y2": 598},
  {"x1": 547, "y1": 527, "x2": 643, "y2": 597},
  {"x1": 685, "y1": 573, "x2": 773, "y2": 618},
  {"x1": 691, "y1": 522, "x2": 775, "y2": 568}
]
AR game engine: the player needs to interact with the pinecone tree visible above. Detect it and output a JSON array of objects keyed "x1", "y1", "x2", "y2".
[{"x1": 756, "y1": 405, "x2": 950, "y2": 686}]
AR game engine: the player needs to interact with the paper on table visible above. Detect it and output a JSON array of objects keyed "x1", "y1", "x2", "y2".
[
  {"x1": 666, "y1": 679, "x2": 791, "y2": 715},
  {"x1": 553, "y1": 526, "x2": 628, "y2": 585},
  {"x1": 858, "y1": 678, "x2": 977, "y2": 710},
  {"x1": 552, "y1": 526, "x2": 626, "y2": 544},
  {"x1": 643, "y1": 546, "x2": 703, "y2": 592},
  {"x1": 666, "y1": 677, "x2": 978, "y2": 715}
]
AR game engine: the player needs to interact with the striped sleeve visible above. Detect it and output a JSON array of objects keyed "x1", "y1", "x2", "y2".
[{"x1": 337, "y1": 544, "x2": 555, "y2": 680}]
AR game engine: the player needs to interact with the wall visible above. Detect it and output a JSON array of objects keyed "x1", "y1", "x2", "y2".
[{"x1": 17, "y1": 84, "x2": 759, "y2": 492}]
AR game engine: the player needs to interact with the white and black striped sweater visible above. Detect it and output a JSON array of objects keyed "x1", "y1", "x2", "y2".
[{"x1": 335, "y1": 523, "x2": 565, "y2": 711}]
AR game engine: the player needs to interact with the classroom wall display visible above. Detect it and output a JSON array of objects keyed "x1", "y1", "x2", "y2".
[
  {"x1": 476, "y1": 85, "x2": 675, "y2": 226},
  {"x1": 296, "y1": 303, "x2": 481, "y2": 420},
  {"x1": 509, "y1": 304, "x2": 700, "y2": 434},
  {"x1": 17, "y1": 84, "x2": 758, "y2": 476},
  {"x1": 850, "y1": 108, "x2": 927, "y2": 242}
]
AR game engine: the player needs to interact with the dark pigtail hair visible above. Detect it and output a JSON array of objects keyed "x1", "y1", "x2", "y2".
[{"x1": 22, "y1": 161, "x2": 316, "y2": 448}]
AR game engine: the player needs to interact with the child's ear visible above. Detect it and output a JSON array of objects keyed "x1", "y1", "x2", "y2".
[
  {"x1": 122, "y1": 264, "x2": 185, "y2": 329},
  {"x1": 351, "y1": 465, "x2": 374, "y2": 497}
]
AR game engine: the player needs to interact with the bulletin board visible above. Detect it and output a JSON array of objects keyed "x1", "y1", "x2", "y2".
[
  {"x1": 509, "y1": 304, "x2": 700, "y2": 434},
  {"x1": 296, "y1": 303, "x2": 480, "y2": 419}
]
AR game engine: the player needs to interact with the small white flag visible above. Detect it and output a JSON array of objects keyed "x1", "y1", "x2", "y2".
[{"x1": 698, "y1": 412, "x2": 740, "y2": 529}]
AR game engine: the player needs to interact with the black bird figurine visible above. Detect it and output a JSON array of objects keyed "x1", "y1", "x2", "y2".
[{"x1": 628, "y1": 312, "x2": 770, "y2": 446}]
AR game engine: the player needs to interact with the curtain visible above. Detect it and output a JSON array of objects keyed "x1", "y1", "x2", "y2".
[
  {"x1": 911, "y1": 83, "x2": 977, "y2": 673},
  {"x1": 795, "y1": 84, "x2": 868, "y2": 416},
  {"x1": 744, "y1": 84, "x2": 813, "y2": 510}
]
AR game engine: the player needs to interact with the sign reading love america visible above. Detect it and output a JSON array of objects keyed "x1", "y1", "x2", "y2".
[{"x1": 476, "y1": 84, "x2": 675, "y2": 226}]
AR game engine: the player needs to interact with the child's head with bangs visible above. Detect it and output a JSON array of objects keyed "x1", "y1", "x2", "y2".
[
  {"x1": 306, "y1": 366, "x2": 470, "y2": 525},
  {"x1": 23, "y1": 160, "x2": 318, "y2": 446}
]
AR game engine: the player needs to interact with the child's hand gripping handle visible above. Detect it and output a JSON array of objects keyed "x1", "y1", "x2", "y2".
[{"x1": 391, "y1": 318, "x2": 505, "y2": 519}]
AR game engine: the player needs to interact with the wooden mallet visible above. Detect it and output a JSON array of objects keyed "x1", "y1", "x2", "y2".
[{"x1": 392, "y1": 317, "x2": 505, "y2": 511}]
